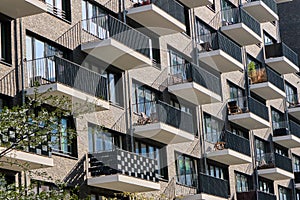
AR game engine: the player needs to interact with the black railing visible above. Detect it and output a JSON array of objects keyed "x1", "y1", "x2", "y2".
[
  {"x1": 237, "y1": 190, "x2": 276, "y2": 200},
  {"x1": 82, "y1": 15, "x2": 152, "y2": 58},
  {"x1": 289, "y1": 120, "x2": 300, "y2": 138},
  {"x1": 26, "y1": 56, "x2": 108, "y2": 100},
  {"x1": 272, "y1": 121, "x2": 289, "y2": 137},
  {"x1": 265, "y1": 42, "x2": 299, "y2": 67},
  {"x1": 199, "y1": 32, "x2": 242, "y2": 63},
  {"x1": 274, "y1": 153, "x2": 293, "y2": 172},
  {"x1": 133, "y1": 100, "x2": 194, "y2": 134},
  {"x1": 257, "y1": 191, "x2": 276, "y2": 200},
  {"x1": 294, "y1": 171, "x2": 300, "y2": 183},
  {"x1": 221, "y1": 8, "x2": 261, "y2": 37},
  {"x1": 199, "y1": 173, "x2": 229, "y2": 198},
  {"x1": 222, "y1": 130, "x2": 251, "y2": 156},
  {"x1": 247, "y1": 0, "x2": 277, "y2": 14},
  {"x1": 248, "y1": 97, "x2": 269, "y2": 121},
  {"x1": 88, "y1": 148, "x2": 158, "y2": 182},
  {"x1": 249, "y1": 67, "x2": 284, "y2": 91},
  {"x1": 168, "y1": 63, "x2": 222, "y2": 96}
]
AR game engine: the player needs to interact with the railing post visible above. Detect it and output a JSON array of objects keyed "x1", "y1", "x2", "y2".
[{"x1": 85, "y1": 153, "x2": 90, "y2": 180}]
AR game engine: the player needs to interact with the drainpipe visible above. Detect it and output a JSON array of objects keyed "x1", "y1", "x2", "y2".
[{"x1": 19, "y1": 18, "x2": 25, "y2": 105}]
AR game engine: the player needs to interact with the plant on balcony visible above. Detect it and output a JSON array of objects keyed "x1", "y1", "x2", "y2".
[{"x1": 247, "y1": 61, "x2": 257, "y2": 83}]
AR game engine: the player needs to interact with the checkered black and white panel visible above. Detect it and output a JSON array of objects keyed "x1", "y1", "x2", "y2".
[{"x1": 116, "y1": 150, "x2": 158, "y2": 182}]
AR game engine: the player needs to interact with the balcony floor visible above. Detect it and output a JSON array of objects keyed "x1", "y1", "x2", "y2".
[
  {"x1": 87, "y1": 174, "x2": 160, "y2": 192},
  {"x1": 265, "y1": 57, "x2": 299, "y2": 74},
  {"x1": 168, "y1": 82, "x2": 222, "y2": 105},
  {"x1": 288, "y1": 107, "x2": 300, "y2": 121},
  {"x1": 228, "y1": 112, "x2": 270, "y2": 130},
  {"x1": 25, "y1": 83, "x2": 110, "y2": 112},
  {"x1": 221, "y1": 23, "x2": 262, "y2": 46},
  {"x1": 258, "y1": 168, "x2": 294, "y2": 180},
  {"x1": 81, "y1": 38, "x2": 152, "y2": 70},
  {"x1": 134, "y1": 122, "x2": 194, "y2": 144},
  {"x1": 177, "y1": 0, "x2": 213, "y2": 8},
  {"x1": 0, "y1": 0, "x2": 47, "y2": 18},
  {"x1": 199, "y1": 50, "x2": 244, "y2": 73},
  {"x1": 243, "y1": 1, "x2": 279, "y2": 23},
  {"x1": 0, "y1": 147, "x2": 53, "y2": 171},
  {"x1": 126, "y1": 4, "x2": 186, "y2": 36},
  {"x1": 250, "y1": 82, "x2": 286, "y2": 100},
  {"x1": 273, "y1": 135, "x2": 300, "y2": 148},
  {"x1": 206, "y1": 149, "x2": 252, "y2": 165}
]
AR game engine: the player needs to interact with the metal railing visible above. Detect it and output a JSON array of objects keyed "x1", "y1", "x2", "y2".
[
  {"x1": 221, "y1": 130, "x2": 251, "y2": 156},
  {"x1": 228, "y1": 96, "x2": 269, "y2": 121},
  {"x1": 221, "y1": 8, "x2": 261, "y2": 37},
  {"x1": 286, "y1": 93, "x2": 300, "y2": 108},
  {"x1": 199, "y1": 173, "x2": 229, "y2": 198},
  {"x1": 46, "y1": 3, "x2": 68, "y2": 21},
  {"x1": 246, "y1": 0, "x2": 277, "y2": 14},
  {"x1": 257, "y1": 153, "x2": 292, "y2": 172},
  {"x1": 82, "y1": 15, "x2": 152, "y2": 59},
  {"x1": 272, "y1": 121, "x2": 289, "y2": 137},
  {"x1": 0, "y1": 69, "x2": 16, "y2": 97},
  {"x1": 265, "y1": 42, "x2": 299, "y2": 67},
  {"x1": 237, "y1": 190, "x2": 276, "y2": 200},
  {"x1": 257, "y1": 191, "x2": 277, "y2": 200},
  {"x1": 88, "y1": 148, "x2": 158, "y2": 182},
  {"x1": 133, "y1": 100, "x2": 194, "y2": 134},
  {"x1": 168, "y1": 63, "x2": 222, "y2": 96},
  {"x1": 131, "y1": 0, "x2": 185, "y2": 24},
  {"x1": 289, "y1": 120, "x2": 300, "y2": 138},
  {"x1": 26, "y1": 56, "x2": 108, "y2": 100},
  {"x1": 176, "y1": 174, "x2": 198, "y2": 188},
  {"x1": 249, "y1": 67, "x2": 284, "y2": 91},
  {"x1": 198, "y1": 32, "x2": 242, "y2": 63},
  {"x1": 294, "y1": 171, "x2": 300, "y2": 183}
]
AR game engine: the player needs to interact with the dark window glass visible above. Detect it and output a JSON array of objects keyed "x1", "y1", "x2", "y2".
[
  {"x1": 278, "y1": 186, "x2": 291, "y2": 200},
  {"x1": 236, "y1": 172, "x2": 250, "y2": 192},
  {"x1": 46, "y1": 0, "x2": 71, "y2": 21},
  {"x1": 203, "y1": 113, "x2": 223, "y2": 143},
  {"x1": 285, "y1": 81, "x2": 298, "y2": 105},
  {"x1": 175, "y1": 153, "x2": 198, "y2": 187},
  {"x1": 258, "y1": 177, "x2": 273, "y2": 194},
  {"x1": 0, "y1": 21, "x2": 11, "y2": 64}
]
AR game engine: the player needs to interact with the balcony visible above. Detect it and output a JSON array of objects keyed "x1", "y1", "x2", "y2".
[
  {"x1": 198, "y1": 32, "x2": 244, "y2": 73},
  {"x1": 257, "y1": 153, "x2": 294, "y2": 180},
  {"x1": 287, "y1": 94, "x2": 300, "y2": 120},
  {"x1": 168, "y1": 63, "x2": 222, "y2": 105},
  {"x1": 133, "y1": 100, "x2": 194, "y2": 144},
  {"x1": 177, "y1": 0, "x2": 213, "y2": 8},
  {"x1": 25, "y1": 56, "x2": 109, "y2": 111},
  {"x1": 198, "y1": 173, "x2": 229, "y2": 199},
  {"x1": 237, "y1": 190, "x2": 276, "y2": 200},
  {"x1": 227, "y1": 97, "x2": 270, "y2": 129},
  {"x1": 265, "y1": 43, "x2": 299, "y2": 74},
  {"x1": 0, "y1": 0, "x2": 47, "y2": 19},
  {"x1": 126, "y1": 0, "x2": 186, "y2": 36},
  {"x1": 0, "y1": 129, "x2": 53, "y2": 171},
  {"x1": 249, "y1": 67, "x2": 286, "y2": 100},
  {"x1": 81, "y1": 15, "x2": 153, "y2": 70},
  {"x1": 243, "y1": 0, "x2": 278, "y2": 23},
  {"x1": 294, "y1": 171, "x2": 300, "y2": 189},
  {"x1": 272, "y1": 121, "x2": 300, "y2": 148},
  {"x1": 205, "y1": 130, "x2": 252, "y2": 165},
  {"x1": 220, "y1": 8, "x2": 262, "y2": 46},
  {"x1": 87, "y1": 149, "x2": 160, "y2": 192}
]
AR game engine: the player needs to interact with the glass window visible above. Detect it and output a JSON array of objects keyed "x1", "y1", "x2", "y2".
[
  {"x1": 275, "y1": 145, "x2": 288, "y2": 157},
  {"x1": 229, "y1": 82, "x2": 245, "y2": 109},
  {"x1": 279, "y1": 186, "x2": 291, "y2": 200},
  {"x1": 264, "y1": 32, "x2": 276, "y2": 45},
  {"x1": 236, "y1": 172, "x2": 250, "y2": 192},
  {"x1": 88, "y1": 126, "x2": 114, "y2": 153},
  {"x1": 258, "y1": 178, "x2": 273, "y2": 193},
  {"x1": 195, "y1": 18, "x2": 214, "y2": 44},
  {"x1": 294, "y1": 155, "x2": 300, "y2": 172},
  {"x1": 206, "y1": 163, "x2": 226, "y2": 180},
  {"x1": 46, "y1": 0, "x2": 71, "y2": 21},
  {"x1": 255, "y1": 138, "x2": 268, "y2": 162},
  {"x1": 169, "y1": 50, "x2": 190, "y2": 81},
  {"x1": 203, "y1": 113, "x2": 223, "y2": 143},
  {"x1": 285, "y1": 81, "x2": 298, "y2": 105},
  {"x1": 0, "y1": 21, "x2": 11, "y2": 64},
  {"x1": 271, "y1": 108, "x2": 285, "y2": 130},
  {"x1": 175, "y1": 153, "x2": 198, "y2": 187}
]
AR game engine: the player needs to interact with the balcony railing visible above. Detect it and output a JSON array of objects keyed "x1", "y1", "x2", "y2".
[
  {"x1": 168, "y1": 63, "x2": 222, "y2": 96},
  {"x1": 133, "y1": 100, "x2": 194, "y2": 134},
  {"x1": 257, "y1": 153, "x2": 293, "y2": 172},
  {"x1": 294, "y1": 171, "x2": 300, "y2": 183},
  {"x1": 82, "y1": 15, "x2": 152, "y2": 59},
  {"x1": 228, "y1": 97, "x2": 269, "y2": 121},
  {"x1": 237, "y1": 190, "x2": 276, "y2": 200},
  {"x1": 132, "y1": 0, "x2": 185, "y2": 24},
  {"x1": 26, "y1": 56, "x2": 108, "y2": 100},
  {"x1": 289, "y1": 120, "x2": 300, "y2": 138},
  {"x1": 221, "y1": 130, "x2": 251, "y2": 156},
  {"x1": 199, "y1": 32, "x2": 242, "y2": 63},
  {"x1": 199, "y1": 173, "x2": 229, "y2": 198},
  {"x1": 247, "y1": 0, "x2": 277, "y2": 14},
  {"x1": 265, "y1": 43, "x2": 299, "y2": 67},
  {"x1": 272, "y1": 121, "x2": 289, "y2": 136},
  {"x1": 286, "y1": 93, "x2": 300, "y2": 108},
  {"x1": 221, "y1": 8, "x2": 261, "y2": 37},
  {"x1": 88, "y1": 148, "x2": 158, "y2": 182},
  {"x1": 249, "y1": 67, "x2": 284, "y2": 91},
  {"x1": 46, "y1": 3, "x2": 69, "y2": 21}
]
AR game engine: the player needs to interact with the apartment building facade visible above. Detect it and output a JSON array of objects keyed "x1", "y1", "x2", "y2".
[{"x1": 0, "y1": 0, "x2": 300, "y2": 199}]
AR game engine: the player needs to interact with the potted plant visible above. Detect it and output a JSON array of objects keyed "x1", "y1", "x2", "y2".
[{"x1": 247, "y1": 61, "x2": 257, "y2": 83}]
